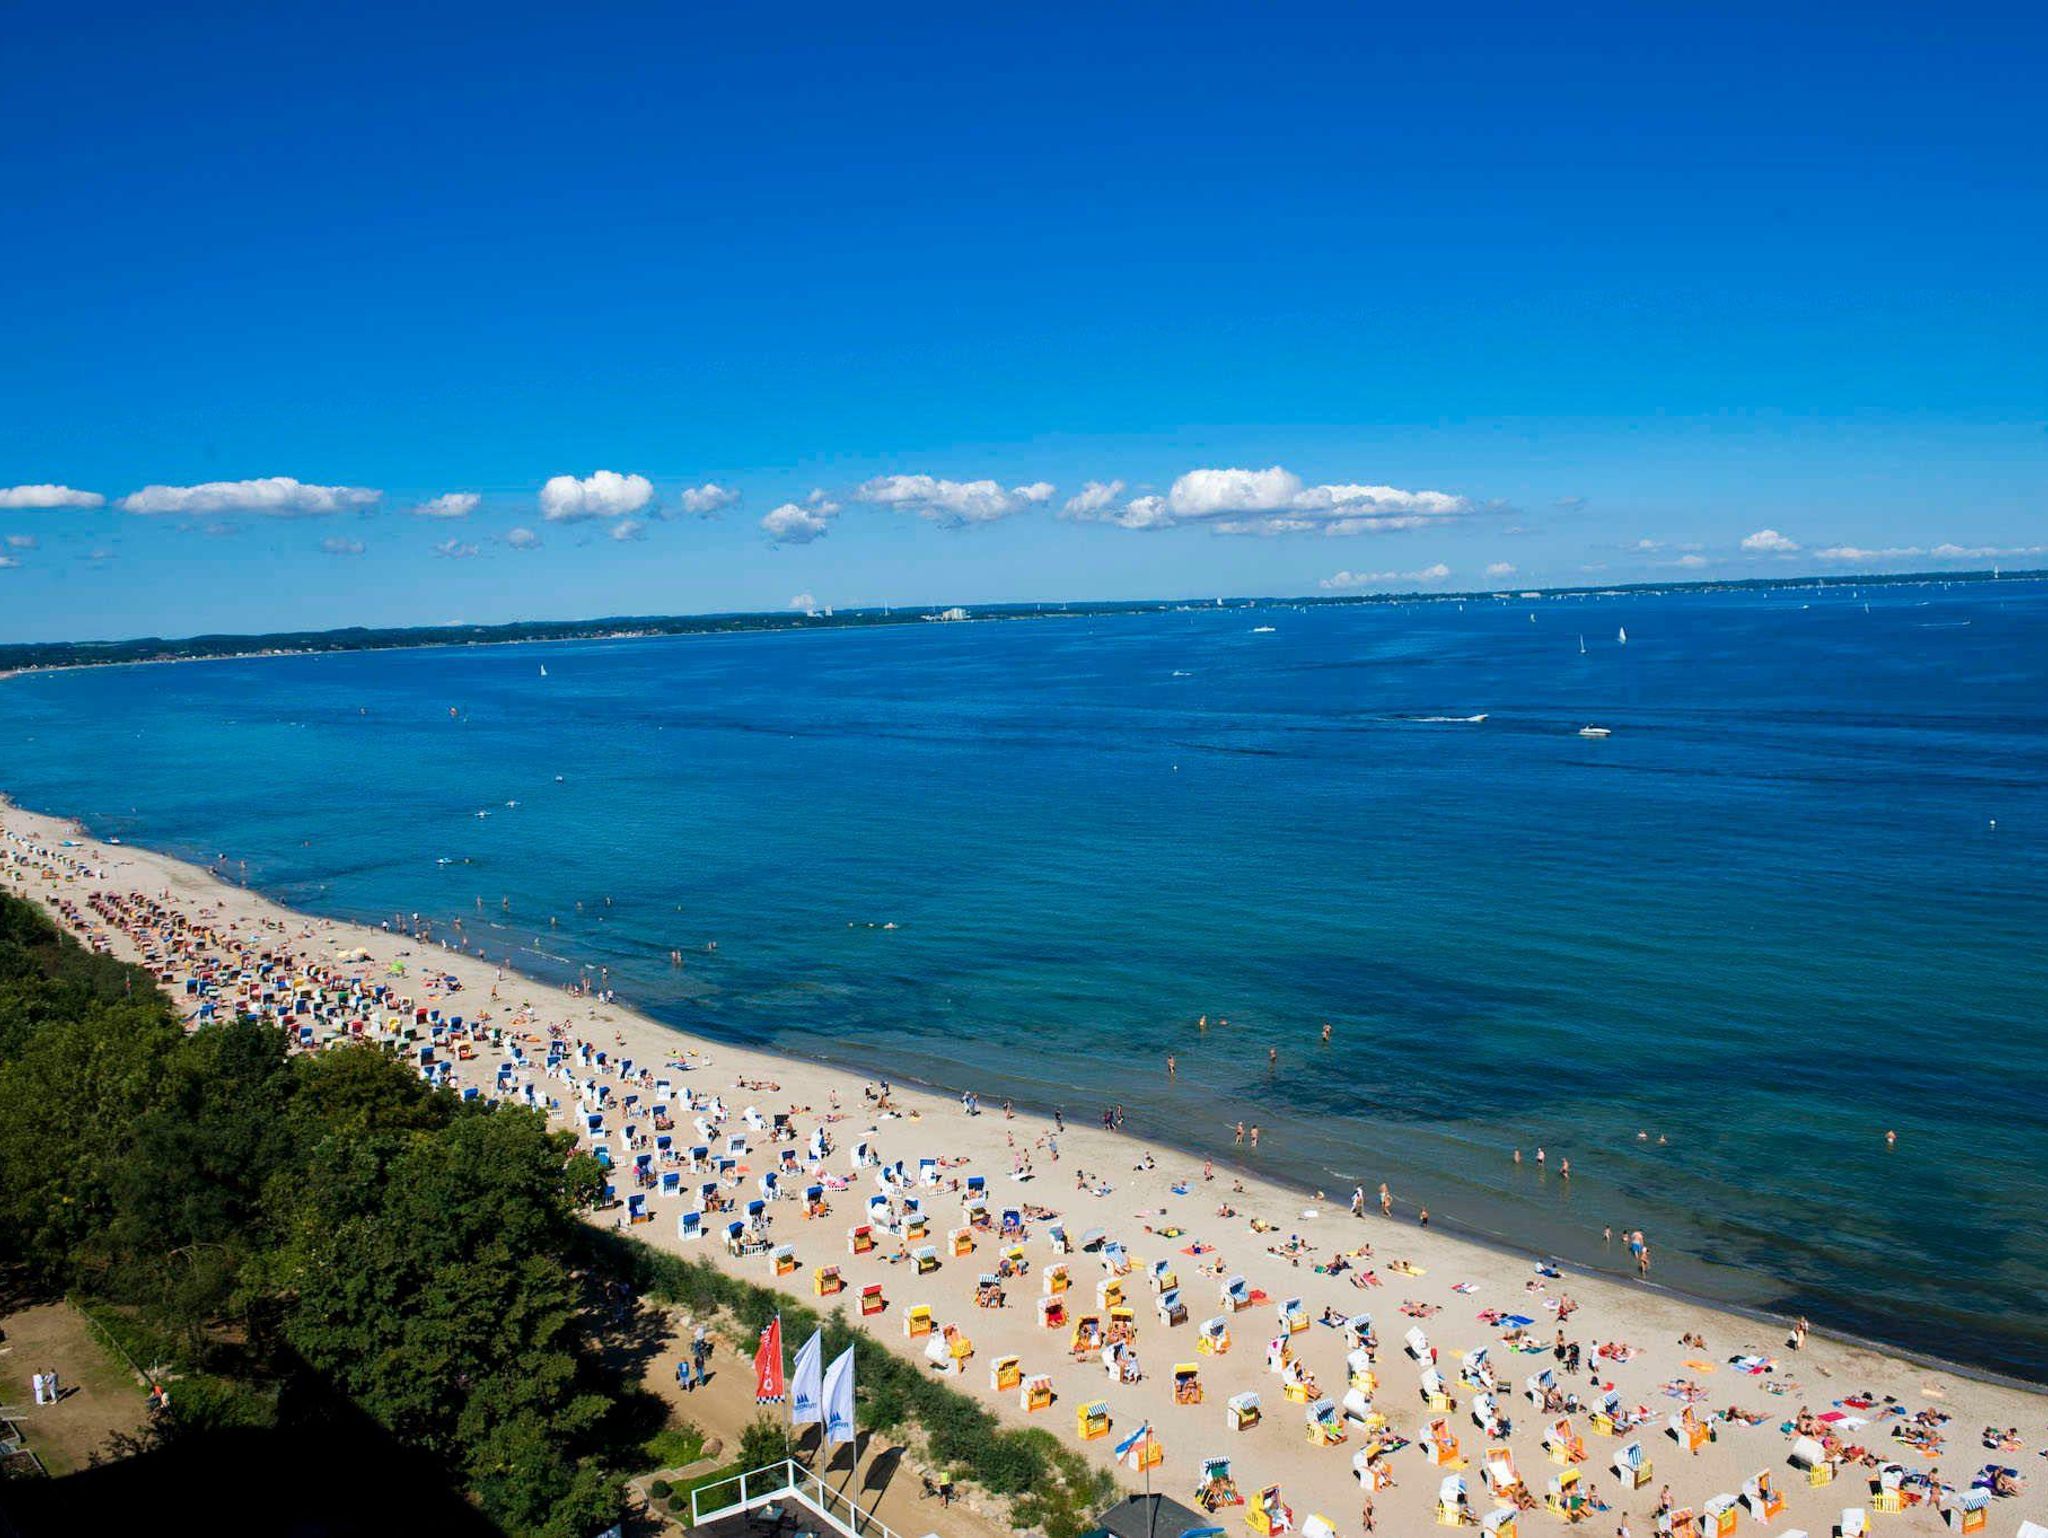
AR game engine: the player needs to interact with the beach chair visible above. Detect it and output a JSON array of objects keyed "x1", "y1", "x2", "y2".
[
  {"x1": 1479, "y1": 1509, "x2": 1518, "y2": 1538},
  {"x1": 1222, "y1": 1274, "x2": 1251, "y2": 1311},
  {"x1": 1095, "y1": 1275, "x2": 1123, "y2": 1310},
  {"x1": 1700, "y1": 1496, "x2": 1738, "y2": 1537},
  {"x1": 1472, "y1": 1390, "x2": 1509, "y2": 1439},
  {"x1": 912, "y1": 1244, "x2": 940, "y2": 1275},
  {"x1": 849, "y1": 1223, "x2": 875, "y2": 1256},
  {"x1": 1436, "y1": 1473, "x2": 1471, "y2": 1526},
  {"x1": 1544, "y1": 1416, "x2": 1586, "y2": 1464},
  {"x1": 813, "y1": 1264, "x2": 843, "y2": 1297},
  {"x1": 1147, "y1": 1257, "x2": 1178, "y2": 1293},
  {"x1": 1479, "y1": 1445, "x2": 1521, "y2": 1494},
  {"x1": 1426, "y1": 1418, "x2": 1465, "y2": 1469},
  {"x1": 942, "y1": 1323, "x2": 973, "y2": 1366},
  {"x1": 1046, "y1": 1222, "x2": 1070, "y2": 1254},
  {"x1": 1266, "y1": 1334, "x2": 1294, "y2": 1375},
  {"x1": 860, "y1": 1282, "x2": 885, "y2": 1316},
  {"x1": 1156, "y1": 1286, "x2": 1187, "y2": 1327},
  {"x1": 1301, "y1": 1517, "x2": 1339, "y2": 1538},
  {"x1": 1612, "y1": 1439, "x2": 1652, "y2": 1488},
  {"x1": 1020, "y1": 1372, "x2": 1054, "y2": 1412},
  {"x1": 1198, "y1": 1315, "x2": 1231, "y2": 1355},
  {"x1": 1247, "y1": 1483, "x2": 1294, "y2": 1535},
  {"x1": 1340, "y1": 1387, "x2": 1378, "y2": 1429},
  {"x1": 974, "y1": 1273, "x2": 1005, "y2": 1309},
  {"x1": 922, "y1": 1330, "x2": 960, "y2": 1375},
  {"x1": 950, "y1": 1225, "x2": 975, "y2": 1257},
  {"x1": 1195, "y1": 1455, "x2": 1244, "y2": 1511},
  {"x1": 1042, "y1": 1260, "x2": 1070, "y2": 1295},
  {"x1": 1839, "y1": 1512, "x2": 1867, "y2": 1538},
  {"x1": 1075, "y1": 1399, "x2": 1111, "y2": 1441},
  {"x1": 1102, "y1": 1240, "x2": 1130, "y2": 1274},
  {"x1": 677, "y1": 1210, "x2": 702, "y2": 1242},
  {"x1": 1670, "y1": 1407, "x2": 1711, "y2": 1454},
  {"x1": 1345, "y1": 1312, "x2": 1375, "y2": 1351},
  {"x1": 1305, "y1": 1398, "x2": 1346, "y2": 1446},
  {"x1": 1405, "y1": 1324, "x2": 1434, "y2": 1361},
  {"x1": 1545, "y1": 1468, "x2": 1582, "y2": 1520},
  {"x1": 903, "y1": 1303, "x2": 934, "y2": 1338},
  {"x1": 1346, "y1": 1347, "x2": 1377, "y2": 1393},
  {"x1": 1227, "y1": 1390, "x2": 1262, "y2": 1431},
  {"x1": 1946, "y1": 1490, "x2": 1990, "y2": 1533},
  {"x1": 1525, "y1": 1368, "x2": 1555, "y2": 1406},
  {"x1": 1420, "y1": 1366, "x2": 1456, "y2": 1411},
  {"x1": 769, "y1": 1242, "x2": 797, "y2": 1275},
  {"x1": 1279, "y1": 1296, "x2": 1308, "y2": 1334},
  {"x1": 1069, "y1": 1313, "x2": 1103, "y2": 1357},
  {"x1": 803, "y1": 1183, "x2": 827, "y2": 1217},
  {"x1": 1174, "y1": 1361, "x2": 1203, "y2": 1405},
  {"x1": 1106, "y1": 1304, "x2": 1137, "y2": 1346},
  {"x1": 1037, "y1": 1294, "x2": 1067, "y2": 1329},
  {"x1": 1739, "y1": 1470, "x2": 1781, "y2": 1519},
  {"x1": 1460, "y1": 1346, "x2": 1495, "y2": 1390}
]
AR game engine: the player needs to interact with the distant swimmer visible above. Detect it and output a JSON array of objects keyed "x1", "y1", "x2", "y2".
[
  {"x1": 1166, "y1": 1053, "x2": 1176, "y2": 1079},
  {"x1": 1885, "y1": 1128, "x2": 1897, "y2": 1147},
  {"x1": 1320, "y1": 1022, "x2": 1332, "y2": 1045}
]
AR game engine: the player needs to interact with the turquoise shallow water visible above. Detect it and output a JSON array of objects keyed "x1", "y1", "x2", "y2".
[{"x1": 4, "y1": 582, "x2": 2046, "y2": 1378}]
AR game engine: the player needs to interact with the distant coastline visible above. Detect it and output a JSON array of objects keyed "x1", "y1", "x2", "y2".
[{"x1": 2, "y1": 564, "x2": 2038, "y2": 677}]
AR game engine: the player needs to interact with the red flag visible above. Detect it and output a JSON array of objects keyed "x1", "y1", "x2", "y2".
[{"x1": 754, "y1": 1315, "x2": 786, "y2": 1403}]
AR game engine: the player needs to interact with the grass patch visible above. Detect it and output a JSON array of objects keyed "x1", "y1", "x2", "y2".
[{"x1": 638, "y1": 1423, "x2": 707, "y2": 1473}]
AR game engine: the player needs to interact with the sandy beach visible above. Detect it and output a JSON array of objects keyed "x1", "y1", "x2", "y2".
[{"x1": 4, "y1": 794, "x2": 2042, "y2": 1538}]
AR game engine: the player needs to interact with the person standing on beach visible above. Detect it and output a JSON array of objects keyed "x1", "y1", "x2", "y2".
[
  {"x1": 1379, "y1": 1183, "x2": 1392, "y2": 1217},
  {"x1": 1351, "y1": 1185, "x2": 1365, "y2": 1218}
]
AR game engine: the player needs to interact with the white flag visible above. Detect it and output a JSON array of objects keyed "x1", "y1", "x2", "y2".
[
  {"x1": 789, "y1": 1329, "x2": 824, "y2": 1426},
  {"x1": 822, "y1": 1345, "x2": 857, "y2": 1445}
]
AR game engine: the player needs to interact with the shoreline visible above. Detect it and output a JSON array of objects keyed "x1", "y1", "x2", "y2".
[
  {"x1": 8, "y1": 794, "x2": 2044, "y2": 1534},
  {"x1": 3, "y1": 785, "x2": 2041, "y2": 1396}
]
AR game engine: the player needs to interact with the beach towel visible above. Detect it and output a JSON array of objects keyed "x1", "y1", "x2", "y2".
[{"x1": 1452, "y1": 1282, "x2": 1477, "y2": 1294}]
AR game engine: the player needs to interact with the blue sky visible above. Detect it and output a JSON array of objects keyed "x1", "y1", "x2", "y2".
[{"x1": 3, "y1": 2, "x2": 2045, "y2": 640}]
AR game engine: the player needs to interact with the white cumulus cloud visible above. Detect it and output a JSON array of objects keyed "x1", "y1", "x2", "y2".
[
  {"x1": 678, "y1": 482, "x2": 740, "y2": 516},
  {"x1": 1086, "y1": 465, "x2": 1472, "y2": 536},
  {"x1": 5, "y1": 534, "x2": 38, "y2": 550},
  {"x1": 1059, "y1": 479, "x2": 1128, "y2": 518},
  {"x1": 1321, "y1": 562, "x2": 1452, "y2": 590},
  {"x1": 414, "y1": 492, "x2": 480, "y2": 519},
  {"x1": 1673, "y1": 553, "x2": 1711, "y2": 569},
  {"x1": 761, "y1": 490, "x2": 840, "y2": 545},
  {"x1": 539, "y1": 470, "x2": 653, "y2": 523},
  {"x1": 1484, "y1": 561, "x2": 1517, "y2": 577},
  {"x1": 121, "y1": 477, "x2": 381, "y2": 517},
  {"x1": 505, "y1": 527, "x2": 542, "y2": 551},
  {"x1": 856, "y1": 474, "x2": 1054, "y2": 526},
  {"x1": 610, "y1": 518, "x2": 647, "y2": 542},
  {"x1": 320, "y1": 536, "x2": 365, "y2": 556},
  {"x1": 433, "y1": 538, "x2": 480, "y2": 559},
  {"x1": 788, "y1": 592, "x2": 818, "y2": 613},
  {"x1": 0, "y1": 484, "x2": 104, "y2": 510},
  {"x1": 0, "y1": 555, "x2": 18, "y2": 569},
  {"x1": 1740, "y1": 528, "x2": 1801, "y2": 554}
]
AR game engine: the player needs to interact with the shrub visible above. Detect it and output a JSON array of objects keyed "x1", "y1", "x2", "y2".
[{"x1": 648, "y1": 1479, "x2": 672, "y2": 1501}]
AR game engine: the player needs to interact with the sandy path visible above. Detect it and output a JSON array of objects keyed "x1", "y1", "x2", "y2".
[{"x1": 4, "y1": 798, "x2": 2042, "y2": 1538}]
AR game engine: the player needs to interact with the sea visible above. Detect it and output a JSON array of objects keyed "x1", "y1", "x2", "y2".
[{"x1": 4, "y1": 580, "x2": 2045, "y2": 1382}]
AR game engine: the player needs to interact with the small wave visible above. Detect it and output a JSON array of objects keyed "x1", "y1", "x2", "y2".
[{"x1": 1409, "y1": 713, "x2": 1489, "y2": 724}]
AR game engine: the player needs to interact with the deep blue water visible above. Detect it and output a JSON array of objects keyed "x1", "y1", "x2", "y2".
[{"x1": 4, "y1": 582, "x2": 2046, "y2": 1379}]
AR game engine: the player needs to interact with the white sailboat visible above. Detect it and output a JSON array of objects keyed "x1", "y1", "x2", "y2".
[
  {"x1": 1617, "y1": 626, "x2": 1627, "y2": 645},
  {"x1": 1578, "y1": 635, "x2": 1586, "y2": 655},
  {"x1": 539, "y1": 664, "x2": 548, "y2": 677}
]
